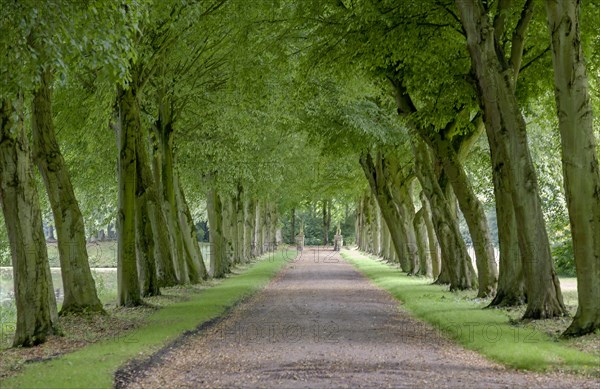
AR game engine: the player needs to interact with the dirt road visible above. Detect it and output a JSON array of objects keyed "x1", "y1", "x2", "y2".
[{"x1": 122, "y1": 248, "x2": 598, "y2": 388}]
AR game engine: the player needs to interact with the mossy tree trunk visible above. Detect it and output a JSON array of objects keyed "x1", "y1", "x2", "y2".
[
  {"x1": 31, "y1": 69, "x2": 103, "y2": 314},
  {"x1": 413, "y1": 136, "x2": 478, "y2": 291},
  {"x1": 456, "y1": 0, "x2": 566, "y2": 318},
  {"x1": 1, "y1": 98, "x2": 58, "y2": 347},
  {"x1": 115, "y1": 83, "x2": 142, "y2": 307},
  {"x1": 547, "y1": 0, "x2": 600, "y2": 335},
  {"x1": 207, "y1": 184, "x2": 225, "y2": 278}
]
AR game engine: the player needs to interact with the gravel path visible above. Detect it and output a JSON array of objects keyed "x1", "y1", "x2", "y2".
[{"x1": 123, "y1": 248, "x2": 598, "y2": 388}]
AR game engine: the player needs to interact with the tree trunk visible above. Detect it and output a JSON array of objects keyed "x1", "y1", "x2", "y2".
[
  {"x1": 413, "y1": 136, "x2": 477, "y2": 290},
  {"x1": 547, "y1": 0, "x2": 600, "y2": 336},
  {"x1": 391, "y1": 182, "x2": 419, "y2": 274},
  {"x1": 244, "y1": 197, "x2": 255, "y2": 259},
  {"x1": 149, "y1": 123, "x2": 178, "y2": 287},
  {"x1": 115, "y1": 85, "x2": 142, "y2": 307},
  {"x1": 419, "y1": 192, "x2": 440, "y2": 278},
  {"x1": 254, "y1": 200, "x2": 262, "y2": 256},
  {"x1": 370, "y1": 199, "x2": 381, "y2": 256},
  {"x1": 359, "y1": 152, "x2": 411, "y2": 270},
  {"x1": 381, "y1": 219, "x2": 391, "y2": 261},
  {"x1": 175, "y1": 176, "x2": 204, "y2": 283},
  {"x1": 207, "y1": 185, "x2": 225, "y2": 278},
  {"x1": 236, "y1": 185, "x2": 245, "y2": 262},
  {"x1": 134, "y1": 121, "x2": 161, "y2": 297},
  {"x1": 429, "y1": 133, "x2": 498, "y2": 296},
  {"x1": 31, "y1": 69, "x2": 103, "y2": 314},
  {"x1": 1, "y1": 98, "x2": 58, "y2": 347},
  {"x1": 488, "y1": 131, "x2": 526, "y2": 307},
  {"x1": 456, "y1": 0, "x2": 566, "y2": 318},
  {"x1": 414, "y1": 208, "x2": 433, "y2": 277},
  {"x1": 159, "y1": 107, "x2": 187, "y2": 284},
  {"x1": 322, "y1": 200, "x2": 328, "y2": 246},
  {"x1": 290, "y1": 208, "x2": 296, "y2": 245},
  {"x1": 135, "y1": 190, "x2": 160, "y2": 297}
]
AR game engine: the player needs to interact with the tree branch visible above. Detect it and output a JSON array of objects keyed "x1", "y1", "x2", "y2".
[{"x1": 509, "y1": 0, "x2": 534, "y2": 83}]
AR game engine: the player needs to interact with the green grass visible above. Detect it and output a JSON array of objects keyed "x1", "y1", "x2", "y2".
[
  {"x1": 342, "y1": 249, "x2": 599, "y2": 375},
  {"x1": 0, "y1": 249, "x2": 292, "y2": 388}
]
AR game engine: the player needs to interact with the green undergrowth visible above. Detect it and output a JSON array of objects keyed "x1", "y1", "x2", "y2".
[
  {"x1": 0, "y1": 249, "x2": 294, "y2": 388},
  {"x1": 342, "y1": 249, "x2": 599, "y2": 376}
]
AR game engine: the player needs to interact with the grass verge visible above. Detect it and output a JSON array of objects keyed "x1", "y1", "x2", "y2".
[
  {"x1": 0, "y1": 249, "x2": 294, "y2": 388},
  {"x1": 342, "y1": 249, "x2": 599, "y2": 376}
]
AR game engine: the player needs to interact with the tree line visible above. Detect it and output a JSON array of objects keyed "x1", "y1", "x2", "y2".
[{"x1": 1, "y1": 0, "x2": 598, "y2": 348}]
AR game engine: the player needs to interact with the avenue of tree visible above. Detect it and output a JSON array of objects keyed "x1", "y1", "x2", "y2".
[{"x1": 0, "y1": 0, "x2": 598, "y2": 348}]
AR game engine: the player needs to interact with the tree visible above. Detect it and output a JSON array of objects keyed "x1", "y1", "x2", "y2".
[
  {"x1": 455, "y1": 0, "x2": 567, "y2": 318},
  {"x1": 546, "y1": 0, "x2": 600, "y2": 336},
  {"x1": 31, "y1": 67, "x2": 104, "y2": 314},
  {"x1": 0, "y1": 98, "x2": 59, "y2": 346}
]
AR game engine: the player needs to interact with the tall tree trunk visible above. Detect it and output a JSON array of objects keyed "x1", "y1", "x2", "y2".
[
  {"x1": 134, "y1": 122, "x2": 161, "y2": 297},
  {"x1": 115, "y1": 84, "x2": 142, "y2": 307},
  {"x1": 429, "y1": 132, "x2": 498, "y2": 296},
  {"x1": 31, "y1": 69, "x2": 103, "y2": 314},
  {"x1": 135, "y1": 190, "x2": 160, "y2": 297},
  {"x1": 370, "y1": 199, "x2": 381, "y2": 256},
  {"x1": 244, "y1": 197, "x2": 255, "y2": 259},
  {"x1": 414, "y1": 208, "x2": 433, "y2": 277},
  {"x1": 254, "y1": 200, "x2": 263, "y2": 256},
  {"x1": 360, "y1": 152, "x2": 411, "y2": 270},
  {"x1": 413, "y1": 136, "x2": 477, "y2": 290},
  {"x1": 150, "y1": 123, "x2": 178, "y2": 287},
  {"x1": 236, "y1": 185, "x2": 245, "y2": 262},
  {"x1": 207, "y1": 185, "x2": 225, "y2": 278},
  {"x1": 220, "y1": 194, "x2": 233, "y2": 271},
  {"x1": 322, "y1": 200, "x2": 328, "y2": 246},
  {"x1": 391, "y1": 182, "x2": 419, "y2": 274},
  {"x1": 290, "y1": 208, "x2": 296, "y2": 245},
  {"x1": 547, "y1": 0, "x2": 600, "y2": 336},
  {"x1": 488, "y1": 133, "x2": 526, "y2": 307},
  {"x1": 158, "y1": 103, "x2": 187, "y2": 284},
  {"x1": 175, "y1": 176, "x2": 204, "y2": 283},
  {"x1": 419, "y1": 192, "x2": 441, "y2": 278},
  {"x1": 456, "y1": 0, "x2": 566, "y2": 318},
  {"x1": 1, "y1": 98, "x2": 58, "y2": 346},
  {"x1": 381, "y1": 219, "x2": 391, "y2": 261}
]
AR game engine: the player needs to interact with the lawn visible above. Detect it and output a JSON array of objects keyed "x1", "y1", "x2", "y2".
[{"x1": 342, "y1": 249, "x2": 599, "y2": 376}]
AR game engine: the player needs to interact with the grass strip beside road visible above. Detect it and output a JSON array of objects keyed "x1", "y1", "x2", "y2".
[
  {"x1": 342, "y1": 249, "x2": 599, "y2": 376},
  {"x1": 1, "y1": 250, "x2": 294, "y2": 389}
]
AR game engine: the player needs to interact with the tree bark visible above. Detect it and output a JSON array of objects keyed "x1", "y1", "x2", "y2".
[
  {"x1": 414, "y1": 208, "x2": 433, "y2": 277},
  {"x1": 391, "y1": 181, "x2": 419, "y2": 274},
  {"x1": 1, "y1": 98, "x2": 58, "y2": 346},
  {"x1": 135, "y1": 188, "x2": 160, "y2": 297},
  {"x1": 245, "y1": 197, "x2": 255, "y2": 259},
  {"x1": 428, "y1": 131, "x2": 498, "y2": 296},
  {"x1": 150, "y1": 122, "x2": 178, "y2": 287},
  {"x1": 359, "y1": 152, "x2": 411, "y2": 270},
  {"x1": 115, "y1": 84, "x2": 142, "y2": 307},
  {"x1": 413, "y1": 136, "x2": 477, "y2": 290},
  {"x1": 158, "y1": 100, "x2": 187, "y2": 283},
  {"x1": 134, "y1": 121, "x2": 161, "y2": 297},
  {"x1": 175, "y1": 176, "x2": 205, "y2": 282},
  {"x1": 419, "y1": 192, "x2": 441, "y2": 279},
  {"x1": 456, "y1": 0, "x2": 566, "y2": 318},
  {"x1": 31, "y1": 69, "x2": 103, "y2": 314},
  {"x1": 207, "y1": 185, "x2": 225, "y2": 278},
  {"x1": 236, "y1": 185, "x2": 245, "y2": 262},
  {"x1": 547, "y1": 0, "x2": 600, "y2": 335},
  {"x1": 488, "y1": 131, "x2": 526, "y2": 307},
  {"x1": 290, "y1": 208, "x2": 296, "y2": 245}
]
